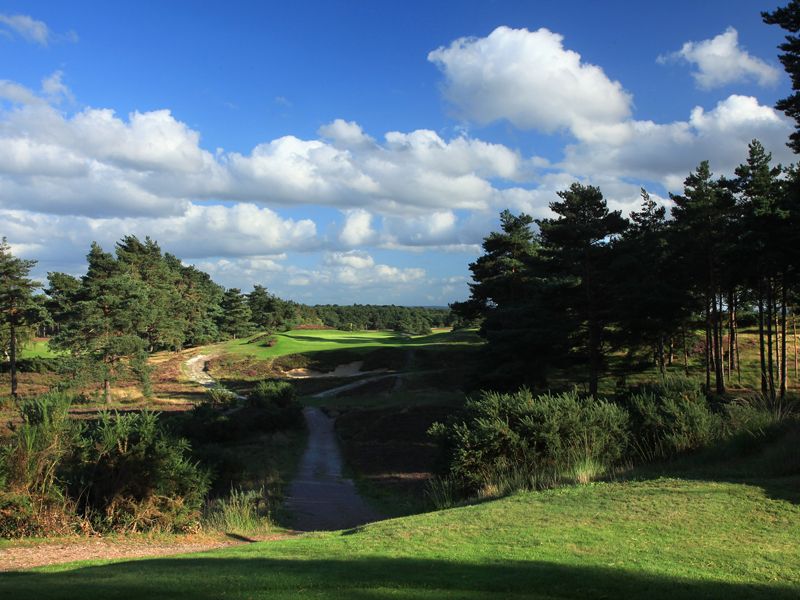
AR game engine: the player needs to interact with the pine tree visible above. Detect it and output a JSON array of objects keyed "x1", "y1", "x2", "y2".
[
  {"x1": 670, "y1": 162, "x2": 736, "y2": 396},
  {"x1": 50, "y1": 243, "x2": 148, "y2": 402},
  {"x1": 218, "y1": 288, "x2": 254, "y2": 339},
  {"x1": 537, "y1": 184, "x2": 627, "y2": 396},
  {"x1": 763, "y1": 1, "x2": 800, "y2": 153},
  {"x1": 0, "y1": 238, "x2": 42, "y2": 398}
]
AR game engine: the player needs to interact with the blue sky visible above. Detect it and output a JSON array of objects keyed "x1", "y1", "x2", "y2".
[{"x1": 0, "y1": 1, "x2": 795, "y2": 304}]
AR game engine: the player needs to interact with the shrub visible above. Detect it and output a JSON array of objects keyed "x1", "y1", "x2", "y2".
[
  {"x1": 205, "y1": 386, "x2": 239, "y2": 408},
  {"x1": 0, "y1": 493, "x2": 44, "y2": 538},
  {"x1": 63, "y1": 410, "x2": 210, "y2": 533},
  {"x1": 430, "y1": 388, "x2": 629, "y2": 494},
  {"x1": 247, "y1": 380, "x2": 304, "y2": 430},
  {"x1": 625, "y1": 377, "x2": 721, "y2": 460}
]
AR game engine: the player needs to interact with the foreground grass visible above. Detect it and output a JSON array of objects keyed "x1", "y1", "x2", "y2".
[{"x1": 2, "y1": 478, "x2": 798, "y2": 598}]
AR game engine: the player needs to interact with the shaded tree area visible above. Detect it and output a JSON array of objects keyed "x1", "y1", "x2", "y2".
[{"x1": 454, "y1": 142, "x2": 800, "y2": 398}]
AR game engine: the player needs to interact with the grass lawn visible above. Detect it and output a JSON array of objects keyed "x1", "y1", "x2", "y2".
[
  {"x1": 215, "y1": 328, "x2": 483, "y2": 361},
  {"x1": 2, "y1": 478, "x2": 798, "y2": 598},
  {"x1": 18, "y1": 339, "x2": 64, "y2": 359}
]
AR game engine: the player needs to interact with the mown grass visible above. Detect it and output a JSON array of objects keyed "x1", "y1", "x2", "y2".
[
  {"x1": 17, "y1": 339, "x2": 64, "y2": 359},
  {"x1": 217, "y1": 328, "x2": 483, "y2": 361},
  {"x1": 2, "y1": 477, "x2": 797, "y2": 598}
]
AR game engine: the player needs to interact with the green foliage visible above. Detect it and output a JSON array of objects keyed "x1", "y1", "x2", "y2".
[
  {"x1": 64, "y1": 410, "x2": 210, "y2": 533},
  {"x1": 204, "y1": 486, "x2": 271, "y2": 535},
  {"x1": 0, "y1": 392, "x2": 209, "y2": 536},
  {"x1": 1, "y1": 391, "x2": 76, "y2": 498},
  {"x1": 0, "y1": 493, "x2": 44, "y2": 538},
  {"x1": 248, "y1": 380, "x2": 304, "y2": 430},
  {"x1": 0, "y1": 237, "x2": 45, "y2": 397},
  {"x1": 312, "y1": 304, "x2": 450, "y2": 332},
  {"x1": 625, "y1": 377, "x2": 722, "y2": 460},
  {"x1": 218, "y1": 288, "x2": 254, "y2": 339},
  {"x1": 763, "y1": 1, "x2": 800, "y2": 153},
  {"x1": 205, "y1": 385, "x2": 239, "y2": 408},
  {"x1": 424, "y1": 476, "x2": 459, "y2": 510},
  {"x1": 430, "y1": 388, "x2": 629, "y2": 494}
]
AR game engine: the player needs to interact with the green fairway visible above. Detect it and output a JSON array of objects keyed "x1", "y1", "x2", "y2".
[
  {"x1": 217, "y1": 328, "x2": 483, "y2": 360},
  {"x1": 2, "y1": 478, "x2": 797, "y2": 598},
  {"x1": 18, "y1": 339, "x2": 63, "y2": 359}
]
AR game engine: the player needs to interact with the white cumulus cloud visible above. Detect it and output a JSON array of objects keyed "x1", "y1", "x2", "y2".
[
  {"x1": 428, "y1": 26, "x2": 632, "y2": 140},
  {"x1": 658, "y1": 27, "x2": 780, "y2": 90}
]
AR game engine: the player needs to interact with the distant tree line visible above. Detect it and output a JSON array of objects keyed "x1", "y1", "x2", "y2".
[
  {"x1": 310, "y1": 304, "x2": 452, "y2": 334},
  {"x1": 0, "y1": 236, "x2": 455, "y2": 400},
  {"x1": 453, "y1": 140, "x2": 800, "y2": 400}
]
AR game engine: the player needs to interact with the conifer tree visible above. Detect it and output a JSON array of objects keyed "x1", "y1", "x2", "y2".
[
  {"x1": 0, "y1": 238, "x2": 42, "y2": 398},
  {"x1": 764, "y1": 1, "x2": 800, "y2": 153},
  {"x1": 538, "y1": 183, "x2": 627, "y2": 396}
]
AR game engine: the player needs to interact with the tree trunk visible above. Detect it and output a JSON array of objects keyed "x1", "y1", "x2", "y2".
[
  {"x1": 758, "y1": 289, "x2": 767, "y2": 393},
  {"x1": 734, "y1": 294, "x2": 741, "y2": 385},
  {"x1": 781, "y1": 273, "x2": 788, "y2": 400},
  {"x1": 682, "y1": 328, "x2": 689, "y2": 375},
  {"x1": 705, "y1": 293, "x2": 712, "y2": 395},
  {"x1": 712, "y1": 291, "x2": 724, "y2": 395},
  {"x1": 767, "y1": 280, "x2": 776, "y2": 401},
  {"x1": 9, "y1": 318, "x2": 17, "y2": 399},
  {"x1": 728, "y1": 289, "x2": 735, "y2": 380},
  {"x1": 794, "y1": 312, "x2": 798, "y2": 384}
]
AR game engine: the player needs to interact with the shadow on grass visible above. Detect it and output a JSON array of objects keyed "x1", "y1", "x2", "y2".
[
  {"x1": 1, "y1": 556, "x2": 796, "y2": 599},
  {"x1": 627, "y1": 421, "x2": 800, "y2": 505}
]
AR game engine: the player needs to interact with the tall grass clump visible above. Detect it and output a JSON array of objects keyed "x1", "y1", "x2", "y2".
[
  {"x1": 424, "y1": 476, "x2": 460, "y2": 510},
  {"x1": 204, "y1": 486, "x2": 271, "y2": 535},
  {"x1": 0, "y1": 391, "x2": 81, "y2": 537},
  {"x1": 429, "y1": 388, "x2": 629, "y2": 498}
]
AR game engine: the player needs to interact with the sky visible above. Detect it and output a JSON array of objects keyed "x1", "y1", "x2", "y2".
[{"x1": 0, "y1": 0, "x2": 796, "y2": 305}]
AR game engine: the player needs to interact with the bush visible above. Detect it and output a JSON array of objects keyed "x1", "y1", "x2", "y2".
[
  {"x1": 0, "y1": 493, "x2": 44, "y2": 538},
  {"x1": 247, "y1": 380, "x2": 304, "y2": 430},
  {"x1": 63, "y1": 410, "x2": 210, "y2": 533},
  {"x1": 205, "y1": 386, "x2": 239, "y2": 408},
  {"x1": 430, "y1": 388, "x2": 629, "y2": 494},
  {"x1": 625, "y1": 377, "x2": 721, "y2": 460}
]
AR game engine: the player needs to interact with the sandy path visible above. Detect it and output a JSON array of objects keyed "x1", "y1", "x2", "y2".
[
  {"x1": 283, "y1": 407, "x2": 384, "y2": 531},
  {"x1": 184, "y1": 354, "x2": 217, "y2": 387},
  {"x1": 183, "y1": 354, "x2": 245, "y2": 403},
  {"x1": 0, "y1": 536, "x2": 241, "y2": 572}
]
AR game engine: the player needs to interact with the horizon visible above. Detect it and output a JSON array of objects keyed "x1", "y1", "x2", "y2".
[{"x1": 0, "y1": 0, "x2": 795, "y2": 304}]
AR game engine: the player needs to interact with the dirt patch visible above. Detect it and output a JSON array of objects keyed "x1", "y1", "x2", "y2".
[{"x1": 0, "y1": 534, "x2": 247, "y2": 572}]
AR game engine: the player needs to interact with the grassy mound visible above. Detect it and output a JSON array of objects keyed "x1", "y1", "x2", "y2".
[{"x1": 3, "y1": 478, "x2": 798, "y2": 598}]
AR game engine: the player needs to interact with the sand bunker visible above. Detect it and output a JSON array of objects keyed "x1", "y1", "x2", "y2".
[{"x1": 283, "y1": 361, "x2": 387, "y2": 379}]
